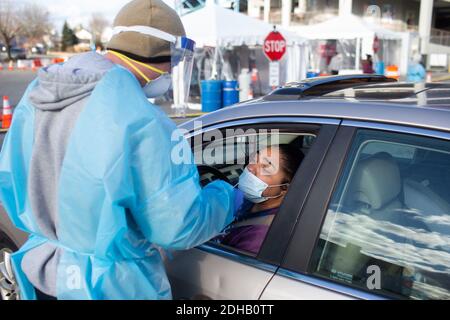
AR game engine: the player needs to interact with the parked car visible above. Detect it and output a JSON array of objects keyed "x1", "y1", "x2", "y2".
[
  {"x1": 0, "y1": 46, "x2": 27, "y2": 61},
  {"x1": 165, "y1": 79, "x2": 450, "y2": 300},
  {"x1": 30, "y1": 45, "x2": 46, "y2": 55},
  {"x1": 1, "y1": 77, "x2": 450, "y2": 300},
  {"x1": 10, "y1": 47, "x2": 27, "y2": 60}
]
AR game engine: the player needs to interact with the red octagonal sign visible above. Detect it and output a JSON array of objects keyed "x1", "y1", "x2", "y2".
[{"x1": 264, "y1": 31, "x2": 287, "y2": 61}]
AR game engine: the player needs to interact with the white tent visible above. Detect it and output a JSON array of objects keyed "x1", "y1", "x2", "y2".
[
  {"x1": 291, "y1": 14, "x2": 410, "y2": 75},
  {"x1": 182, "y1": 3, "x2": 307, "y2": 47},
  {"x1": 292, "y1": 14, "x2": 403, "y2": 41},
  {"x1": 182, "y1": 3, "x2": 308, "y2": 84}
]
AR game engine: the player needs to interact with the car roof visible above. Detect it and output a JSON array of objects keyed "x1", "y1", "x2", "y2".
[
  {"x1": 264, "y1": 80, "x2": 450, "y2": 104},
  {"x1": 264, "y1": 74, "x2": 396, "y2": 100},
  {"x1": 181, "y1": 98, "x2": 450, "y2": 134}
]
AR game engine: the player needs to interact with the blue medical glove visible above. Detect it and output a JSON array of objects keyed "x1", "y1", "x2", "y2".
[{"x1": 233, "y1": 188, "x2": 245, "y2": 218}]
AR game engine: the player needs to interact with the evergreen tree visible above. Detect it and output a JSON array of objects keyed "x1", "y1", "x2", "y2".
[{"x1": 61, "y1": 21, "x2": 78, "y2": 51}]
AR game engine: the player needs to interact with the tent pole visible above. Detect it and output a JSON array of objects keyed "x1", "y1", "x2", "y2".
[{"x1": 355, "y1": 37, "x2": 361, "y2": 70}]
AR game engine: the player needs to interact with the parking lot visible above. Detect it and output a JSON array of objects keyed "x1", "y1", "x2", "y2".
[{"x1": 0, "y1": 67, "x2": 201, "y2": 126}]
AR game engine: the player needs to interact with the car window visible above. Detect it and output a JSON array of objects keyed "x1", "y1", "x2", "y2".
[
  {"x1": 310, "y1": 129, "x2": 450, "y2": 299},
  {"x1": 193, "y1": 132, "x2": 315, "y2": 187},
  {"x1": 192, "y1": 129, "x2": 316, "y2": 256}
]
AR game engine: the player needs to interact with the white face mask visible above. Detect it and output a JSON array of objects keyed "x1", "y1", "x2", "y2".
[
  {"x1": 108, "y1": 50, "x2": 172, "y2": 98},
  {"x1": 238, "y1": 167, "x2": 289, "y2": 204},
  {"x1": 143, "y1": 73, "x2": 172, "y2": 98}
]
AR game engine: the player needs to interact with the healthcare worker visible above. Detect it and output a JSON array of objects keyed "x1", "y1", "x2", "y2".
[
  {"x1": 407, "y1": 53, "x2": 427, "y2": 83},
  {"x1": 0, "y1": 0, "x2": 235, "y2": 300}
]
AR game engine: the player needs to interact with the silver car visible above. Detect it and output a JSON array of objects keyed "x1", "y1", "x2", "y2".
[{"x1": 165, "y1": 80, "x2": 450, "y2": 300}]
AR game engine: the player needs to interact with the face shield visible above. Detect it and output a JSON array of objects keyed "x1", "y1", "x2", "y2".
[
  {"x1": 171, "y1": 37, "x2": 195, "y2": 113},
  {"x1": 111, "y1": 26, "x2": 196, "y2": 104}
]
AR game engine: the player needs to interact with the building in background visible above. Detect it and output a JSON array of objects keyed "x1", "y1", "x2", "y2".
[
  {"x1": 244, "y1": 0, "x2": 450, "y2": 71},
  {"x1": 177, "y1": 0, "x2": 450, "y2": 82}
]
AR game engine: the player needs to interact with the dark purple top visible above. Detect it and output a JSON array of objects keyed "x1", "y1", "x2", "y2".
[
  {"x1": 221, "y1": 225, "x2": 271, "y2": 254},
  {"x1": 221, "y1": 206, "x2": 279, "y2": 254}
]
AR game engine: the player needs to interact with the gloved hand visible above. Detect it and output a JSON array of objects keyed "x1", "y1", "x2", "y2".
[{"x1": 233, "y1": 188, "x2": 244, "y2": 218}]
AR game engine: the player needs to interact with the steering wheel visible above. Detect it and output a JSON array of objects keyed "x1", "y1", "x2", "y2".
[{"x1": 197, "y1": 165, "x2": 231, "y2": 185}]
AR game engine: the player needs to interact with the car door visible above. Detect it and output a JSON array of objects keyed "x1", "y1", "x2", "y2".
[
  {"x1": 261, "y1": 121, "x2": 450, "y2": 300},
  {"x1": 165, "y1": 117, "x2": 340, "y2": 300}
]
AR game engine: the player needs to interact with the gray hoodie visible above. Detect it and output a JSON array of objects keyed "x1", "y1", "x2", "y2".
[{"x1": 21, "y1": 52, "x2": 115, "y2": 297}]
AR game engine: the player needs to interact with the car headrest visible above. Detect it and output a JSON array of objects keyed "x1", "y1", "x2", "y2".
[{"x1": 347, "y1": 152, "x2": 402, "y2": 211}]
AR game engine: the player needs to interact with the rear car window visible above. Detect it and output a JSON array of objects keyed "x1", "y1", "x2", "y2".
[{"x1": 310, "y1": 129, "x2": 450, "y2": 299}]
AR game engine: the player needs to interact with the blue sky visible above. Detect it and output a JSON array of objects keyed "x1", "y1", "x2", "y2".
[{"x1": 20, "y1": 0, "x2": 176, "y2": 32}]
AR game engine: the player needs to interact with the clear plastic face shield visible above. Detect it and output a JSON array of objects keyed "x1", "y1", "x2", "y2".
[
  {"x1": 171, "y1": 37, "x2": 195, "y2": 115},
  {"x1": 110, "y1": 26, "x2": 196, "y2": 103}
]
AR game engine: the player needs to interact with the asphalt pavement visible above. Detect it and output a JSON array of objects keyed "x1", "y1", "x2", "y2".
[
  {"x1": 0, "y1": 69, "x2": 202, "y2": 127},
  {"x1": 0, "y1": 70, "x2": 37, "y2": 108}
]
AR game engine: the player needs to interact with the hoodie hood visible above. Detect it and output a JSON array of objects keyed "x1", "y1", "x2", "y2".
[{"x1": 29, "y1": 52, "x2": 115, "y2": 111}]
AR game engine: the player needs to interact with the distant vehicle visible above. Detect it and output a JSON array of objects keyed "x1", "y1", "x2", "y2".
[
  {"x1": 0, "y1": 46, "x2": 28, "y2": 60},
  {"x1": 31, "y1": 46, "x2": 46, "y2": 55},
  {"x1": 10, "y1": 47, "x2": 27, "y2": 60},
  {"x1": 0, "y1": 45, "x2": 6, "y2": 62}
]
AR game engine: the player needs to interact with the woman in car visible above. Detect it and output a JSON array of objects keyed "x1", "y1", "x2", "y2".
[{"x1": 220, "y1": 145, "x2": 304, "y2": 254}]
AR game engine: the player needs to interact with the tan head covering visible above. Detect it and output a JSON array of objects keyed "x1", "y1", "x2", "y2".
[{"x1": 107, "y1": 0, "x2": 185, "y2": 62}]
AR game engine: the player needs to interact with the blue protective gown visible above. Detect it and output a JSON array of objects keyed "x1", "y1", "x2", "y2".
[
  {"x1": 0, "y1": 65, "x2": 234, "y2": 299},
  {"x1": 406, "y1": 62, "x2": 426, "y2": 83}
]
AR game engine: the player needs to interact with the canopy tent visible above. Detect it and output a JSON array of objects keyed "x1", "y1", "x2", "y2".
[
  {"x1": 291, "y1": 14, "x2": 410, "y2": 75},
  {"x1": 181, "y1": 3, "x2": 309, "y2": 89},
  {"x1": 182, "y1": 3, "x2": 307, "y2": 47},
  {"x1": 292, "y1": 14, "x2": 404, "y2": 41}
]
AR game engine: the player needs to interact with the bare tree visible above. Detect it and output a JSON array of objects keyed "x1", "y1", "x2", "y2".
[
  {"x1": 0, "y1": 0, "x2": 22, "y2": 61},
  {"x1": 89, "y1": 13, "x2": 109, "y2": 49},
  {"x1": 21, "y1": 2, "x2": 53, "y2": 48}
]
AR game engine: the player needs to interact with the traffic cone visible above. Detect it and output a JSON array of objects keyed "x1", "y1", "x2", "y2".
[
  {"x1": 2, "y1": 96, "x2": 12, "y2": 129},
  {"x1": 31, "y1": 60, "x2": 37, "y2": 72},
  {"x1": 0, "y1": 63, "x2": 3, "y2": 71},
  {"x1": 426, "y1": 72, "x2": 432, "y2": 83},
  {"x1": 8, "y1": 60, "x2": 14, "y2": 71}
]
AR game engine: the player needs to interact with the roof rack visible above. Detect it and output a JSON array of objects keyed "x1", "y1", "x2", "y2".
[{"x1": 263, "y1": 74, "x2": 397, "y2": 101}]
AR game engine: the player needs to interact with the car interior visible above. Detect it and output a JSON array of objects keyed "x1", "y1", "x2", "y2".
[{"x1": 193, "y1": 131, "x2": 316, "y2": 188}]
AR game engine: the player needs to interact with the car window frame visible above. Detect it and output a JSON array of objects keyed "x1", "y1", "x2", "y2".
[
  {"x1": 280, "y1": 120, "x2": 450, "y2": 300},
  {"x1": 185, "y1": 117, "x2": 340, "y2": 270}
]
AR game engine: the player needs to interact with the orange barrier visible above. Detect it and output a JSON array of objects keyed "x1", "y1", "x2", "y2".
[
  {"x1": 385, "y1": 65, "x2": 400, "y2": 80},
  {"x1": 1, "y1": 58, "x2": 49, "y2": 72},
  {"x1": 2, "y1": 96, "x2": 12, "y2": 129},
  {"x1": 52, "y1": 58, "x2": 65, "y2": 64},
  {"x1": 34, "y1": 58, "x2": 43, "y2": 67}
]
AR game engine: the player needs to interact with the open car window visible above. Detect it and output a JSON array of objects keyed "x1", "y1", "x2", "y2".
[
  {"x1": 193, "y1": 132, "x2": 316, "y2": 187},
  {"x1": 191, "y1": 128, "x2": 317, "y2": 256}
]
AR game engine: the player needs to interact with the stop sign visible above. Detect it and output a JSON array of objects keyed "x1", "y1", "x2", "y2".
[{"x1": 263, "y1": 31, "x2": 287, "y2": 62}]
